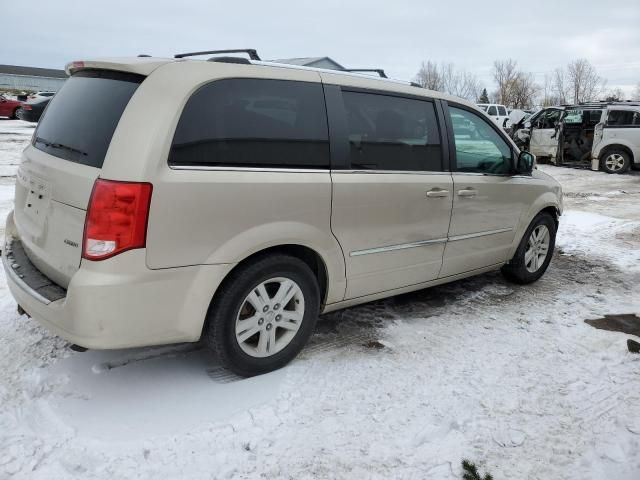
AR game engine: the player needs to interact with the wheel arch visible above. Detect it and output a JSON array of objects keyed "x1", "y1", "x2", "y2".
[
  {"x1": 599, "y1": 143, "x2": 634, "y2": 163},
  {"x1": 508, "y1": 196, "x2": 561, "y2": 260},
  {"x1": 207, "y1": 243, "x2": 333, "y2": 321}
]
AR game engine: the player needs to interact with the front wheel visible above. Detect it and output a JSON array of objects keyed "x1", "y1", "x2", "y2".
[
  {"x1": 502, "y1": 213, "x2": 556, "y2": 284},
  {"x1": 11, "y1": 108, "x2": 20, "y2": 119},
  {"x1": 204, "y1": 254, "x2": 320, "y2": 377}
]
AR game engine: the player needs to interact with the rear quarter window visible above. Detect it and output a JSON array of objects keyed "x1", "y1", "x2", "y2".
[
  {"x1": 169, "y1": 79, "x2": 330, "y2": 169},
  {"x1": 607, "y1": 110, "x2": 640, "y2": 126},
  {"x1": 33, "y1": 70, "x2": 143, "y2": 168}
]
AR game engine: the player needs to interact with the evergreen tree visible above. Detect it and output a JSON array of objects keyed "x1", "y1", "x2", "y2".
[{"x1": 478, "y1": 88, "x2": 490, "y2": 104}]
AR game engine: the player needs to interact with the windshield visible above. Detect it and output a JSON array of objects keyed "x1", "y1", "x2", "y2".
[{"x1": 34, "y1": 70, "x2": 143, "y2": 168}]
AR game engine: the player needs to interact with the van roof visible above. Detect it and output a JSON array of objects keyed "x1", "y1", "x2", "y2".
[{"x1": 65, "y1": 56, "x2": 478, "y2": 109}]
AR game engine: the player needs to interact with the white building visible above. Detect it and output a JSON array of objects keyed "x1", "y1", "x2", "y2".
[
  {"x1": 269, "y1": 57, "x2": 345, "y2": 71},
  {"x1": 0, "y1": 65, "x2": 67, "y2": 93}
]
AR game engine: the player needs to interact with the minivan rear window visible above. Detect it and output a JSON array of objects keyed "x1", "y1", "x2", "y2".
[{"x1": 33, "y1": 70, "x2": 143, "y2": 168}]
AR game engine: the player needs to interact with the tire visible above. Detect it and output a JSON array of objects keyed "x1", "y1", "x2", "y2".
[
  {"x1": 600, "y1": 150, "x2": 631, "y2": 174},
  {"x1": 10, "y1": 108, "x2": 19, "y2": 120},
  {"x1": 502, "y1": 212, "x2": 556, "y2": 284},
  {"x1": 204, "y1": 254, "x2": 320, "y2": 377}
]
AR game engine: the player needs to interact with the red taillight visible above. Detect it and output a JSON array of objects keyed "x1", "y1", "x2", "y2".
[
  {"x1": 82, "y1": 179, "x2": 153, "y2": 261},
  {"x1": 23, "y1": 105, "x2": 32, "y2": 111}
]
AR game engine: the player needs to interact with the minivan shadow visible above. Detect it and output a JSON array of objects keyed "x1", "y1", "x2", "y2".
[
  {"x1": 47, "y1": 343, "x2": 287, "y2": 440},
  {"x1": 45, "y1": 271, "x2": 509, "y2": 439}
]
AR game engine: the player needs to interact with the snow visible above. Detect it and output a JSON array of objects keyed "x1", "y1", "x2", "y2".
[{"x1": 0, "y1": 120, "x2": 639, "y2": 479}]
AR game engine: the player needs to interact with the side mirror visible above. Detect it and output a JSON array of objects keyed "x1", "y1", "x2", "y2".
[
  {"x1": 524, "y1": 121, "x2": 531, "y2": 129},
  {"x1": 516, "y1": 151, "x2": 535, "y2": 174}
]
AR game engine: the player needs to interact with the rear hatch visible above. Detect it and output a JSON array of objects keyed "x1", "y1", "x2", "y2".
[{"x1": 14, "y1": 69, "x2": 144, "y2": 288}]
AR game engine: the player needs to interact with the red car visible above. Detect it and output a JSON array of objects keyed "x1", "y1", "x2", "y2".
[{"x1": 0, "y1": 94, "x2": 23, "y2": 119}]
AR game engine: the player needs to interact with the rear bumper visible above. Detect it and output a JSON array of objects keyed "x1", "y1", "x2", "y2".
[{"x1": 4, "y1": 211, "x2": 234, "y2": 349}]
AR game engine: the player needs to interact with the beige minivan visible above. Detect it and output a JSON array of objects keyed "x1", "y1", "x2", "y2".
[{"x1": 3, "y1": 50, "x2": 562, "y2": 376}]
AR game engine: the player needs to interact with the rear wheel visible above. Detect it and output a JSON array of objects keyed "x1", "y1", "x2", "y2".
[
  {"x1": 205, "y1": 254, "x2": 320, "y2": 377},
  {"x1": 10, "y1": 108, "x2": 19, "y2": 119},
  {"x1": 502, "y1": 213, "x2": 556, "y2": 284},
  {"x1": 601, "y1": 150, "x2": 631, "y2": 174}
]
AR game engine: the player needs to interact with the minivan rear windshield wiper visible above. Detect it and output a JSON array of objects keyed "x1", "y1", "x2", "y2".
[{"x1": 35, "y1": 137, "x2": 88, "y2": 157}]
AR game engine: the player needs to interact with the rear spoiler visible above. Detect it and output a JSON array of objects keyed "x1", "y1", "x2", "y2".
[{"x1": 65, "y1": 57, "x2": 174, "y2": 77}]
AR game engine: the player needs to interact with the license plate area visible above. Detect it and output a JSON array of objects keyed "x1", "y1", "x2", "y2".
[{"x1": 21, "y1": 173, "x2": 51, "y2": 228}]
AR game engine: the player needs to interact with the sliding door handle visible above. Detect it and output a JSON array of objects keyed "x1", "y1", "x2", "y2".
[
  {"x1": 457, "y1": 188, "x2": 478, "y2": 197},
  {"x1": 426, "y1": 189, "x2": 449, "y2": 198}
]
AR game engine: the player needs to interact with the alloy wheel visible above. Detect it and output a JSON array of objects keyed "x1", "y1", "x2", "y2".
[
  {"x1": 605, "y1": 153, "x2": 626, "y2": 172},
  {"x1": 524, "y1": 225, "x2": 550, "y2": 273},
  {"x1": 235, "y1": 277, "x2": 305, "y2": 358}
]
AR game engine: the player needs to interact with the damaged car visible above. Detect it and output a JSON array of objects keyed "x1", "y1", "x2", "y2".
[{"x1": 512, "y1": 102, "x2": 640, "y2": 174}]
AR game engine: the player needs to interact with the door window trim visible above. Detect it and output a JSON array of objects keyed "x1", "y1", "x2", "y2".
[
  {"x1": 441, "y1": 100, "x2": 516, "y2": 175},
  {"x1": 323, "y1": 84, "x2": 449, "y2": 172}
]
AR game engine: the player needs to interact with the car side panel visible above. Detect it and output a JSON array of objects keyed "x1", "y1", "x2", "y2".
[
  {"x1": 595, "y1": 129, "x2": 640, "y2": 165},
  {"x1": 146, "y1": 169, "x2": 346, "y2": 305}
]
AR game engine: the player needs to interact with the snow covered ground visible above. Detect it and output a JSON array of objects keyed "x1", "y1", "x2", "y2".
[{"x1": 0, "y1": 118, "x2": 639, "y2": 479}]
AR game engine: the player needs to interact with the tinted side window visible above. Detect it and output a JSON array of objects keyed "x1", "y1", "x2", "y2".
[
  {"x1": 341, "y1": 91, "x2": 442, "y2": 171},
  {"x1": 607, "y1": 110, "x2": 640, "y2": 126},
  {"x1": 449, "y1": 106, "x2": 512, "y2": 174},
  {"x1": 497, "y1": 106, "x2": 507, "y2": 116},
  {"x1": 170, "y1": 79, "x2": 329, "y2": 169},
  {"x1": 487, "y1": 106, "x2": 497, "y2": 116}
]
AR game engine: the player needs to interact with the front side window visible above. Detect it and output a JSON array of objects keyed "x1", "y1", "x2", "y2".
[
  {"x1": 449, "y1": 106, "x2": 512, "y2": 174},
  {"x1": 487, "y1": 106, "x2": 498, "y2": 116},
  {"x1": 607, "y1": 110, "x2": 640, "y2": 126},
  {"x1": 497, "y1": 106, "x2": 507, "y2": 116},
  {"x1": 341, "y1": 91, "x2": 442, "y2": 171},
  {"x1": 170, "y1": 79, "x2": 329, "y2": 169}
]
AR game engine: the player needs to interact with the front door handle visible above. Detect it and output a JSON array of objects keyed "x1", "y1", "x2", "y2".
[
  {"x1": 458, "y1": 188, "x2": 478, "y2": 197},
  {"x1": 426, "y1": 189, "x2": 449, "y2": 198}
]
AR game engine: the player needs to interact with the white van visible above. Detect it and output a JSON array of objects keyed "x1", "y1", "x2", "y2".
[
  {"x1": 592, "y1": 104, "x2": 640, "y2": 173},
  {"x1": 3, "y1": 50, "x2": 562, "y2": 376}
]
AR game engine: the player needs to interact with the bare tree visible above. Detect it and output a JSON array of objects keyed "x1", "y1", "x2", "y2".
[
  {"x1": 414, "y1": 61, "x2": 482, "y2": 101},
  {"x1": 492, "y1": 59, "x2": 519, "y2": 105},
  {"x1": 491, "y1": 59, "x2": 539, "y2": 108},
  {"x1": 552, "y1": 67, "x2": 570, "y2": 104},
  {"x1": 510, "y1": 72, "x2": 540, "y2": 109},
  {"x1": 566, "y1": 58, "x2": 605, "y2": 103},
  {"x1": 541, "y1": 74, "x2": 562, "y2": 107},
  {"x1": 633, "y1": 83, "x2": 640, "y2": 101},
  {"x1": 604, "y1": 87, "x2": 625, "y2": 101},
  {"x1": 414, "y1": 61, "x2": 443, "y2": 91}
]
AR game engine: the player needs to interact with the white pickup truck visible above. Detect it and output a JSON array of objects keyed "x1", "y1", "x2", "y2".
[{"x1": 477, "y1": 103, "x2": 510, "y2": 129}]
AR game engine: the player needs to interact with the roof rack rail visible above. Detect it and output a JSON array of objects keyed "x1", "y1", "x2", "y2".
[
  {"x1": 174, "y1": 49, "x2": 261, "y2": 60},
  {"x1": 560, "y1": 100, "x2": 640, "y2": 108},
  {"x1": 344, "y1": 68, "x2": 388, "y2": 78}
]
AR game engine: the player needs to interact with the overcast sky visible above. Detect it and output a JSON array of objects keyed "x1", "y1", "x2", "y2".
[{"x1": 3, "y1": 0, "x2": 639, "y2": 95}]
